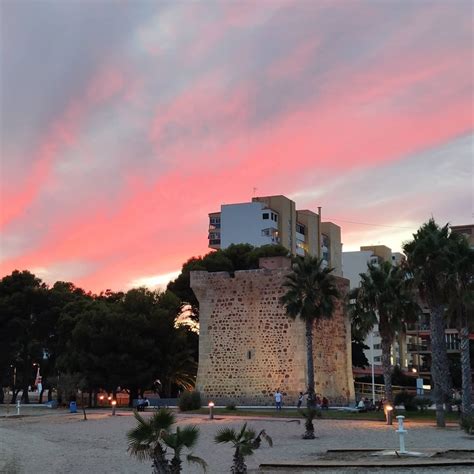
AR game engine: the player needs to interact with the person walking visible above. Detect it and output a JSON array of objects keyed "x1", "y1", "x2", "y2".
[
  {"x1": 297, "y1": 391, "x2": 304, "y2": 409},
  {"x1": 274, "y1": 390, "x2": 283, "y2": 410}
]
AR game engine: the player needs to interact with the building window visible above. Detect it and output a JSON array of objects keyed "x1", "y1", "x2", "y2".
[
  {"x1": 296, "y1": 223, "x2": 305, "y2": 234},
  {"x1": 210, "y1": 239, "x2": 221, "y2": 245},
  {"x1": 262, "y1": 213, "x2": 269, "y2": 219},
  {"x1": 373, "y1": 343, "x2": 381, "y2": 350},
  {"x1": 374, "y1": 356, "x2": 381, "y2": 362}
]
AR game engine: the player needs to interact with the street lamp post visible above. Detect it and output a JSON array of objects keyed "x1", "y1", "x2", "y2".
[
  {"x1": 370, "y1": 332, "x2": 375, "y2": 403},
  {"x1": 111, "y1": 400, "x2": 117, "y2": 416},
  {"x1": 208, "y1": 401, "x2": 214, "y2": 420},
  {"x1": 10, "y1": 365, "x2": 16, "y2": 389},
  {"x1": 384, "y1": 404, "x2": 393, "y2": 425}
]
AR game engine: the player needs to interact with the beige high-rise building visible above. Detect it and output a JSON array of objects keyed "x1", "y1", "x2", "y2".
[
  {"x1": 208, "y1": 195, "x2": 342, "y2": 276},
  {"x1": 451, "y1": 224, "x2": 474, "y2": 247}
]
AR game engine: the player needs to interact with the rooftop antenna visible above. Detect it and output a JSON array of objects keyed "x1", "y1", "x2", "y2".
[{"x1": 318, "y1": 206, "x2": 322, "y2": 259}]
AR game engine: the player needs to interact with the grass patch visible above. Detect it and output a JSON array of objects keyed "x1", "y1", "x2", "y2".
[{"x1": 185, "y1": 407, "x2": 461, "y2": 422}]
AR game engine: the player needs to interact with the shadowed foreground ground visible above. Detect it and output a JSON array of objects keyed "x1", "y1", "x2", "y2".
[{"x1": 0, "y1": 408, "x2": 472, "y2": 473}]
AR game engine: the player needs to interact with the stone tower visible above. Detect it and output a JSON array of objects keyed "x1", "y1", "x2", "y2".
[{"x1": 191, "y1": 257, "x2": 355, "y2": 405}]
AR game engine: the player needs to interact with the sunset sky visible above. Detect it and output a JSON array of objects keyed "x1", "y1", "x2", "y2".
[{"x1": 1, "y1": 0, "x2": 472, "y2": 292}]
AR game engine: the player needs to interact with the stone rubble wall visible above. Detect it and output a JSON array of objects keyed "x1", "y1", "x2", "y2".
[{"x1": 191, "y1": 264, "x2": 354, "y2": 406}]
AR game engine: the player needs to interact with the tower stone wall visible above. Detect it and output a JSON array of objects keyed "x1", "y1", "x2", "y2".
[{"x1": 191, "y1": 258, "x2": 355, "y2": 406}]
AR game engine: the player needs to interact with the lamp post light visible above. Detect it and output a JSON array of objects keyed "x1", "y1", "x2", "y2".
[
  {"x1": 10, "y1": 365, "x2": 16, "y2": 389},
  {"x1": 111, "y1": 400, "x2": 117, "y2": 416},
  {"x1": 208, "y1": 401, "x2": 215, "y2": 420},
  {"x1": 384, "y1": 404, "x2": 393, "y2": 425}
]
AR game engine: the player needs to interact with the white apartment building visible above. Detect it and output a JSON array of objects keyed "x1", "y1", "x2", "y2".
[{"x1": 208, "y1": 195, "x2": 343, "y2": 276}]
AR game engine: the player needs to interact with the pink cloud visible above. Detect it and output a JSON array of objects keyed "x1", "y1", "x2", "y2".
[
  {"x1": 1, "y1": 1, "x2": 472, "y2": 292},
  {"x1": 1, "y1": 66, "x2": 127, "y2": 229}
]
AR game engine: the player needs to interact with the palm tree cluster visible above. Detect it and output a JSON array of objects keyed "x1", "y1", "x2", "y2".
[
  {"x1": 349, "y1": 219, "x2": 472, "y2": 428},
  {"x1": 403, "y1": 219, "x2": 473, "y2": 427},
  {"x1": 128, "y1": 413, "x2": 271, "y2": 474},
  {"x1": 349, "y1": 262, "x2": 418, "y2": 404},
  {"x1": 215, "y1": 422, "x2": 272, "y2": 473},
  {"x1": 279, "y1": 220, "x2": 472, "y2": 433},
  {"x1": 127, "y1": 409, "x2": 206, "y2": 474}
]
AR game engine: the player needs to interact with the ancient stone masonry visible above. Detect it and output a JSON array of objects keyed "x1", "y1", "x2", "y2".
[{"x1": 191, "y1": 257, "x2": 355, "y2": 406}]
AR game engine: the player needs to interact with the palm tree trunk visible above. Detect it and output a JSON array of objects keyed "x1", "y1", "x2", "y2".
[
  {"x1": 231, "y1": 448, "x2": 247, "y2": 474},
  {"x1": 380, "y1": 334, "x2": 393, "y2": 403},
  {"x1": 460, "y1": 325, "x2": 472, "y2": 419},
  {"x1": 305, "y1": 318, "x2": 315, "y2": 407},
  {"x1": 169, "y1": 456, "x2": 182, "y2": 474},
  {"x1": 430, "y1": 304, "x2": 451, "y2": 427},
  {"x1": 152, "y1": 453, "x2": 170, "y2": 474}
]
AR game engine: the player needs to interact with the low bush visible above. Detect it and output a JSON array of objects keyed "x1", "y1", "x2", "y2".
[
  {"x1": 415, "y1": 397, "x2": 432, "y2": 411},
  {"x1": 225, "y1": 403, "x2": 237, "y2": 410},
  {"x1": 459, "y1": 416, "x2": 474, "y2": 435},
  {"x1": 394, "y1": 391, "x2": 417, "y2": 411},
  {"x1": 178, "y1": 390, "x2": 202, "y2": 411},
  {"x1": 460, "y1": 416, "x2": 474, "y2": 435}
]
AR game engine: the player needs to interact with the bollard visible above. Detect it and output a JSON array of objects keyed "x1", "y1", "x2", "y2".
[
  {"x1": 111, "y1": 400, "x2": 117, "y2": 416},
  {"x1": 208, "y1": 401, "x2": 214, "y2": 420},
  {"x1": 396, "y1": 415, "x2": 407, "y2": 454},
  {"x1": 16, "y1": 400, "x2": 20, "y2": 416}
]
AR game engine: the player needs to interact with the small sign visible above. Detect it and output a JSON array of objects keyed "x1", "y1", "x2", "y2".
[{"x1": 416, "y1": 377, "x2": 424, "y2": 395}]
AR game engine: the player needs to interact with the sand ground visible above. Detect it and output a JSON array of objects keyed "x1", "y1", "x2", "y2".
[{"x1": 0, "y1": 408, "x2": 472, "y2": 474}]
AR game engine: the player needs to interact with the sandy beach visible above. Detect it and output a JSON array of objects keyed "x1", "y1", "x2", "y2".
[{"x1": 0, "y1": 408, "x2": 472, "y2": 473}]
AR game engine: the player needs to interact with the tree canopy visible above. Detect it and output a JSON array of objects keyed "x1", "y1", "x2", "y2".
[{"x1": 167, "y1": 243, "x2": 289, "y2": 321}]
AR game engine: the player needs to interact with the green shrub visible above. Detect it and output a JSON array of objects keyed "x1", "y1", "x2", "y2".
[
  {"x1": 394, "y1": 391, "x2": 417, "y2": 411},
  {"x1": 178, "y1": 390, "x2": 202, "y2": 411},
  {"x1": 225, "y1": 403, "x2": 237, "y2": 410},
  {"x1": 460, "y1": 416, "x2": 474, "y2": 435},
  {"x1": 415, "y1": 397, "x2": 432, "y2": 411}
]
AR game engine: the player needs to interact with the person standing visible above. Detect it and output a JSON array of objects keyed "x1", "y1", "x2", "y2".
[
  {"x1": 274, "y1": 390, "x2": 283, "y2": 410},
  {"x1": 297, "y1": 392, "x2": 304, "y2": 409}
]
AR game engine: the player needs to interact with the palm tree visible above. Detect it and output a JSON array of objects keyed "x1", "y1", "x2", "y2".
[
  {"x1": 445, "y1": 233, "x2": 474, "y2": 420},
  {"x1": 280, "y1": 256, "x2": 340, "y2": 437},
  {"x1": 127, "y1": 410, "x2": 174, "y2": 474},
  {"x1": 215, "y1": 423, "x2": 272, "y2": 474},
  {"x1": 403, "y1": 219, "x2": 455, "y2": 427},
  {"x1": 349, "y1": 262, "x2": 417, "y2": 404},
  {"x1": 162, "y1": 426, "x2": 207, "y2": 474},
  {"x1": 127, "y1": 409, "x2": 205, "y2": 473}
]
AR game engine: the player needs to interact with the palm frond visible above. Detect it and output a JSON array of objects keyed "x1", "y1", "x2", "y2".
[
  {"x1": 177, "y1": 425, "x2": 200, "y2": 448},
  {"x1": 215, "y1": 427, "x2": 238, "y2": 444},
  {"x1": 127, "y1": 442, "x2": 153, "y2": 462},
  {"x1": 255, "y1": 429, "x2": 273, "y2": 447},
  {"x1": 150, "y1": 408, "x2": 175, "y2": 431},
  {"x1": 186, "y1": 454, "x2": 208, "y2": 472}
]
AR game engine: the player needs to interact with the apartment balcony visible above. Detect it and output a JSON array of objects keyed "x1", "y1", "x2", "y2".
[
  {"x1": 407, "y1": 343, "x2": 431, "y2": 353},
  {"x1": 406, "y1": 323, "x2": 430, "y2": 333},
  {"x1": 407, "y1": 342, "x2": 460, "y2": 353}
]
